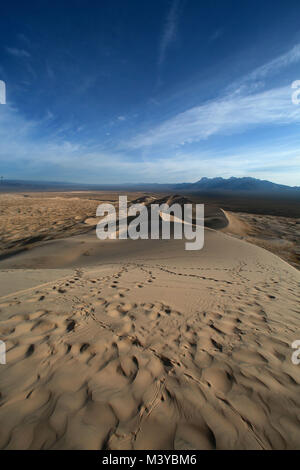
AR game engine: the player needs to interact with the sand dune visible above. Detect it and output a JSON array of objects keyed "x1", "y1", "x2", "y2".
[
  {"x1": 0, "y1": 228, "x2": 299, "y2": 450},
  {"x1": 0, "y1": 191, "x2": 152, "y2": 260},
  {"x1": 221, "y1": 209, "x2": 300, "y2": 269}
]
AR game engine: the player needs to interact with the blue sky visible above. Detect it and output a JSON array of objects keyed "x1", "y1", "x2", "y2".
[{"x1": 0, "y1": 0, "x2": 300, "y2": 185}]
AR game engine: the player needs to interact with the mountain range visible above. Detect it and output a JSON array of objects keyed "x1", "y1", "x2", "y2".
[
  {"x1": 0, "y1": 176, "x2": 299, "y2": 195},
  {"x1": 171, "y1": 177, "x2": 300, "y2": 193}
]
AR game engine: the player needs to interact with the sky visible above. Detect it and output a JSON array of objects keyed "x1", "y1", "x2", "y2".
[{"x1": 0, "y1": 0, "x2": 300, "y2": 185}]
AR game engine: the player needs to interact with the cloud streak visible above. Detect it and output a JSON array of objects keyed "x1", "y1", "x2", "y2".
[
  {"x1": 228, "y1": 43, "x2": 300, "y2": 96},
  {"x1": 158, "y1": 0, "x2": 180, "y2": 66},
  {"x1": 249, "y1": 43, "x2": 300, "y2": 80},
  {"x1": 5, "y1": 47, "x2": 31, "y2": 58},
  {"x1": 2, "y1": 37, "x2": 300, "y2": 186},
  {"x1": 0, "y1": 101, "x2": 299, "y2": 185},
  {"x1": 126, "y1": 86, "x2": 300, "y2": 149}
]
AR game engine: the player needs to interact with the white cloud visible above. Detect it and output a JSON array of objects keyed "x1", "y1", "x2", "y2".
[
  {"x1": 158, "y1": 0, "x2": 180, "y2": 66},
  {"x1": 249, "y1": 43, "x2": 300, "y2": 80},
  {"x1": 5, "y1": 47, "x2": 31, "y2": 58},
  {"x1": 0, "y1": 102, "x2": 299, "y2": 185},
  {"x1": 2, "y1": 39, "x2": 300, "y2": 186},
  {"x1": 127, "y1": 41, "x2": 300, "y2": 154},
  {"x1": 0, "y1": 104, "x2": 80, "y2": 164},
  {"x1": 119, "y1": 143, "x2": 300, "y2": 186},
  {"x1": 227, "y1": 43, "x2": 300, "y2": 97},
  {"x1": 126, "y1": 86, "x2": 300, "y2": 149}
]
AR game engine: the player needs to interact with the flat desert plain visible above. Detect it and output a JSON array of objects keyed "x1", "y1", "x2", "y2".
[{"x1": 0, "y1": 191, "x2": 299, "y2": 450}]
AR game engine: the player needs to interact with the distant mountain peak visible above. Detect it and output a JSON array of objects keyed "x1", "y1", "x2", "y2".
[{"x1": 186, "y1": 176, "x2": 299, "y2": 193}]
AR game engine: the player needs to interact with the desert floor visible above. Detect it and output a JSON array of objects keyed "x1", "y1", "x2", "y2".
[{"x1": 0, "y1": 193, "x2": 299, "y2": 450}]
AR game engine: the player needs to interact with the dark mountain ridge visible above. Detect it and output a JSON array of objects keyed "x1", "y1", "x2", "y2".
[{"x1": 0, "y1": 176, "x2": 299, "y2": 194}]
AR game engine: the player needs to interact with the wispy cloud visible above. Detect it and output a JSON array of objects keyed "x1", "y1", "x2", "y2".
[
  {"x1": 2, "y1": 36, "x2": 300, "y2": 186},
  {"x1": 249, "y1": 43, "x2": 300, "y2": 80},
  {"x1": 209, "y1": 29, "x2": 223, "y2": 43},
  {"x1": 136, "y1": 145, "x2": 300, "y2": 184},
  {"x1": 5, "y1": 47, "x2": 31, "y2": 58},
  {"x1": 17, "y1": 33, "x2": 31, "y2": 46},
  {"x1": 126, "y1": 86, "x2": 300, "y2": 149},
  {"x1": 133, "y1": 42, "x2": 300, "y2": 151},
  {"x1": 158, "y1": 0, "x2": 181, "y2": 66},
  {"x1": 228, "y1": 43, "x2": 300, "y2": 96},
  {"x1": 0, "y1": 102, "x2": 299, "y2": 185}
]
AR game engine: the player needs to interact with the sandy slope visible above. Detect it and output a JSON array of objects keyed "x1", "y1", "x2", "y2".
[
  {"x1": 221, "y1": 209, "x2": 300, "y2": 269},
  {"x1": 0, "y1": 230, "x2": 299, "y2": 450}
]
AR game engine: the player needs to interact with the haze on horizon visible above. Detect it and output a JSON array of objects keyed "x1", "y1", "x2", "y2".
[{"x1": 0, "y1": 0, "x2": 300, "y2": 186}]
